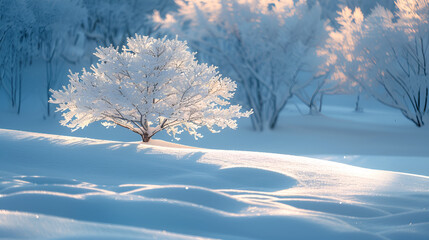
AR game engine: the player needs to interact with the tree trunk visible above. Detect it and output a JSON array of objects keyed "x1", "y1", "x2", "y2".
[
  {"x1": 269, "y1": 113, "x2": 279, "y2": 130},
  {"x1": 319, "y1": 92, "x2": 324, "y2": 113},
  {"x1": 355, "y1": 94, "x2": 362, "y2": 112},
  {"x1": 46, "y1": 60, "x2": 52, "y2": 116},
  {"x1": 141, "y1": 133, "x2": 150, "y2": 142}
]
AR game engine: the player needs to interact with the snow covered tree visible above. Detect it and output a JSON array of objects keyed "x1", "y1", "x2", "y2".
[
  {"x1": 50, "y1": 35, "x2": 251, "y2": 142},
  {"x1": 29, "y1": 0, "x2": 86, "y2": 116},
  {"x1": 0, "y1": 0, "x2": 34, "y2": 114},
  {"x1": 330, "y1": 0, "x2": 429, "y2": 126},
  {"x1": 81, "y1": 0, "x2": 175, "y2": 54},
  {"x1": 311, "y1": 0, "x2": 396, "y2": 29},
  {"x1": 324, "y1": 7, "x2": 367, "y2": 111},
  {"x1": 153, "y1": 0, "x2": 331, "y2": 130}
]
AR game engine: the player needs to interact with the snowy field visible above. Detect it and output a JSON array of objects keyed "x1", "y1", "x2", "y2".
[
  {"x1": 2, "y1": 0, "x2": 429, "y2": 239},
  {"x1": 1, "y1": 98, "x2": 429, "y2": 239}
]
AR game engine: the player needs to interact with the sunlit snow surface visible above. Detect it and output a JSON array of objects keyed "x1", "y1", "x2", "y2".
[{"x1": 0, "y1": 129, "x2": 428, "y2": 239}]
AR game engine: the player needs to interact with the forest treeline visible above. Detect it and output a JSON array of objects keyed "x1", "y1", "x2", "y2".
[{"x1": 1, "y1": 0, "x2": 427, "y2": 128}]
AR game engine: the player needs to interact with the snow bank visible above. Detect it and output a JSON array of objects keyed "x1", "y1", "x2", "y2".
[{"x1": 0, "y1": 129, "x2": 428, "y2": 239}]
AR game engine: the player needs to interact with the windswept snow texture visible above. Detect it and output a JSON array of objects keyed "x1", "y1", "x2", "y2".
[{"x1": 0, "y1": 129, "x2": 429, "y2": 239}]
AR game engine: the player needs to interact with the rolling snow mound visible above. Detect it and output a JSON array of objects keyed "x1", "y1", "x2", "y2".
[{"x1": 0, "y1": 128, "x2": 428, "y2": 239}]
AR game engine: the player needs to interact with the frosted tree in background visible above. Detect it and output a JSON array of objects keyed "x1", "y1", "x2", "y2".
[
  {"x1": 81, "y1": 0, "x2": 175, "y2": 52},
  {"x1": 331, "y1": 0, "x2": 429, "y2": 126},
  {"x1": 324, "y1": 7, "x2": 366, "y2": 111},
  {"x1": 154, "y1": 0, "x2": 331, "y2": 130},
  {"x1": 311, "y1": 0, "x2": 395, "y2": 28},
  {"x1": 50, "y1": 35, "x2": 251, "y2": 142},
  {"x1": 0, "y1": 0, "x2": 34, "y2": 114},
  {"x1": 29, "y1": 0, "x2": 86, "y2": 116}
]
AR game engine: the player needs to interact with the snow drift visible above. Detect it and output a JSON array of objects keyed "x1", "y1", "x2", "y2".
[{"x1": 0, "y1": 128, "x2": 428, "y2": 239}]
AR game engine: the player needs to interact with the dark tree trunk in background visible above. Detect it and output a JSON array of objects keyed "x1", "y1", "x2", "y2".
[
  {"x1": 355, "y1": 94, "x2": 362, "y2": 112},
  {"x1": 319, "y1": 92, "x2": 324, "y2": 113}
]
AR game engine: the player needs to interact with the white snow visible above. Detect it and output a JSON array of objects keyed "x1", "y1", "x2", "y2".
[
  {"x1": 0, "y1": 113, "x2": 429, "y2": 239},
  {"x1": 1, "y1": 1, "x2": 429, "y2": 239}
]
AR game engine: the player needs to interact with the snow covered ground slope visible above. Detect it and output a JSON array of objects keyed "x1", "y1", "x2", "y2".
[
  {"x1": 0, "y1": 128, "x2": 428, "y2": 239},
  {"x1": 2, "y1": 100, "x2": 429, "y2": 176}
]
